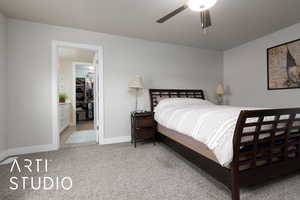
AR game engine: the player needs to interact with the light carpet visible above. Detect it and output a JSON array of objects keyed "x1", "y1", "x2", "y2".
[{"x1": 0, "y1": 143, "x2": 300, "y2": 200}]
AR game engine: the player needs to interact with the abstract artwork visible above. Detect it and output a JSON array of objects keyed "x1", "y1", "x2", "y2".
[{"x1": 267, "y1": 39, "x2": 300, "y2": 90}]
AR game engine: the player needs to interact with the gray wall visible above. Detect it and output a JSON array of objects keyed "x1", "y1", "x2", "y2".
[
  {"x1": 224, "y1": 22, "x2": 300, "y2": 108},
  {"x1": 7, "y1": 19, "x2": 223, "y2": 149},
  {"x1": 0, "y1": 13, "x2": 7, "y2": 156}
]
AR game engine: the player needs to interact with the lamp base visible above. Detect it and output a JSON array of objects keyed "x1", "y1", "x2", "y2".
[
  {"x1": 216, "y1": 95, "x2": 223, "y2": 105},
  {"x1": 135, "y1": 88, "x2": 138, "y2": 111}
]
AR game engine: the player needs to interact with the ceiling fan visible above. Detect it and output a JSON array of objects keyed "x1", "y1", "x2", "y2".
[{"x1": 156, "y1": 0, "x2": 218, "y2": 32}]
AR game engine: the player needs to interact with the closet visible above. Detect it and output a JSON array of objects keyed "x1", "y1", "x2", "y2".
[{"x1": 76, "y1": 75, "x2": 94, "y2": 121}]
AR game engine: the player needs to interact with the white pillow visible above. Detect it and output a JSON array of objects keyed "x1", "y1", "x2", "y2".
[
  {"x1": 154, "y1": 98, "x2": 214, "y2": 112},
  {"x1": 155, "y1": 96, "x2": 169, "y2": 104}
]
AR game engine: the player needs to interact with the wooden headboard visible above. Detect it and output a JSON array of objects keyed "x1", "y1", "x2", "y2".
[{"x1": 149, "y1": 89, "x2": 205, "y2": 111}]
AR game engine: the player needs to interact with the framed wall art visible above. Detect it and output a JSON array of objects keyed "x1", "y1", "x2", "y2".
[{"x1": 267, "y1": 39, "x2": 300, "y2": 90}]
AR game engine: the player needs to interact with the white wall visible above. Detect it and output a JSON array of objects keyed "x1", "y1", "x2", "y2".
[
  {"x1": 224, "y1": 22, "x2": 300, "y2": 108},
  {"x1": 0, "y1": 13, "x2": 7, "y2": 159},
  {"x1": 7, "y1": 19, "x2": 223, "y2": 149},
  {"x1": 59, "y1": 59, "x2": 73, "y2": 96},
  {"x1": 58, "y1": 59, "x2": 75, "y2": 124}
]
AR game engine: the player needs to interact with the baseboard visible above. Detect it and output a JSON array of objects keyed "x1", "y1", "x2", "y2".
[
  {"x1": 103, "y1": 136, "x2": 131, "y2": 145},
  {"x1": 6, "y1": 144, "x2": 59, "y2": 157},
  {"x1": 1, "y1": 136, "x2": 129, "y2": 160},
  {"x1": 0, "y1": 150, "x2": 8, "y2": 162}
]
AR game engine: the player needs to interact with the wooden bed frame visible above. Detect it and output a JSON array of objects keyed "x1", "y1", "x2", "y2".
[{"x1": 149, "y1": 89, "x2": 300, "y2": 200}]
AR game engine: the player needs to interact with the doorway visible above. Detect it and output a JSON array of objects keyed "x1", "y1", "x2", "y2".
[{"x1": 52, "y1": 41, "x2": 104, "y2": 148}]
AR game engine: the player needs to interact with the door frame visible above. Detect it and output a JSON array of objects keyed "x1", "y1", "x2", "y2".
[{"x1": 51, "y1": 40, "x2": 104, "y2": 148}]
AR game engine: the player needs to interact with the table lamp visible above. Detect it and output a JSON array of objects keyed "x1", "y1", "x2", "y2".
[
  {"x1": 216, "y1": 83, "x2": 225, "y2": 105},
  {"x1": 128, "y1": 75, "x2": 144, "y2": 111}
]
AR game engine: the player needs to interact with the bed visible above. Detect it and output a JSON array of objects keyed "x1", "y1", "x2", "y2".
[{"x1": 149, "y1": 89, "x2": 300, "y2": 200}]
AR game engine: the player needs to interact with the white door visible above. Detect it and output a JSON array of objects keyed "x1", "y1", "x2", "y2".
[{"x1": 93, "y1": 53, "x2": 100, "y2": 144}]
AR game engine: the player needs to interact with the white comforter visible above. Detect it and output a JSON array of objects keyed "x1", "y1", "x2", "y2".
[{"x1": 154, "y1": 98, "x2": 261, "y2": 167}]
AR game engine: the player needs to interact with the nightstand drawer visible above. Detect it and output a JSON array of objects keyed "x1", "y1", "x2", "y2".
[
  {"x1": 136, "y1": 117, "x2": 155, "y2": 128},
  {"x1": 131, "y1": 111, "x2": 156, "y2": 147},
  {"x1": 135, "y1": 128, "x2": 154, "y2": 139}
]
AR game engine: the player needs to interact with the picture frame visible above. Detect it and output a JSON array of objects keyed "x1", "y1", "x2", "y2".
[{"x1": 267, "y1": 38, "x2": 300, "y2": 90}]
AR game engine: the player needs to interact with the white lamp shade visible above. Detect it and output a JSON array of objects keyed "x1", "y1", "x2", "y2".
[
  {"x1": 128, "y1": 75, "x2": 144, "y2": 89},
  {"x1": 216, "y1": 84, "x2": 224, "y2": 95}
]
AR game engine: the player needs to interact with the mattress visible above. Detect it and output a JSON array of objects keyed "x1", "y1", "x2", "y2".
[
  {"x1": 157, "y1": 124, "x2": 271, "y2": 170},
  {"x1": 157, "y1": 124, "x2": 220, "y2": 164}
]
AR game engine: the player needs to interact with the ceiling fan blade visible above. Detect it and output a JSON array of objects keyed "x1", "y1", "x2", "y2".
[
  {"x1": 156, "y1": 5, "x2": 188, "y2": 23},
  {"x1": 200, "y1": 10, "x2": 212, "y2": 29}
]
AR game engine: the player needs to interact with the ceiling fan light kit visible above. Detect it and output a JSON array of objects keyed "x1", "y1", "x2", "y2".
[
  {"x1": 188, "y1": 0, "x2": 217, "y2": 12},
  {"x1": 156, "y1": 0, "x2": 218, "y2": 33},
  {"x1": 200, "y1": 10, "x2": 212, "y2": 32}
]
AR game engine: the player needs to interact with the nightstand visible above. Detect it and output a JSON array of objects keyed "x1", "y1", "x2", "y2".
[{"x1": 131, "y1": 111, "x2": 156, "y2": 148}]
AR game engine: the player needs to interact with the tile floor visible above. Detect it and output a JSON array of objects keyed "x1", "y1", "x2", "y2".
[{"x1": 60, "y1": 121, "x2": 97, "y2": 148}]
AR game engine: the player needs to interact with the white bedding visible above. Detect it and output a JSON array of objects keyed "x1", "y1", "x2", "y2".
[{"x1": 154, "y1": 98, "x2": 262, "y2": 167}]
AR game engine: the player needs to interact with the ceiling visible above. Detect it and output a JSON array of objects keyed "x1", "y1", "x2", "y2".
[
  {"x1": 58, "y1": 47, "x2": 95, "y2": 63},
  {"x1": 1, "y1": 0, "x2": 300, "y2": 50}
]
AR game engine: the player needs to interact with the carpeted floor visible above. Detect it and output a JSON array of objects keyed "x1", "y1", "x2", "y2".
[{"x1": 0, "y1": 143, "x2": 300, "y2": 200}]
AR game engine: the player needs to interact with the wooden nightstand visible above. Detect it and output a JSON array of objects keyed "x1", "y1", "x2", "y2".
[{"x1": 131, "y1": 111, "x2": 156, "y2": 148}]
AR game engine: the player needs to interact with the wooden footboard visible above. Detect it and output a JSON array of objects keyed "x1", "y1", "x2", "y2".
[
  {"x1": 149, "y1": 89, "x2": 300, "y2": 200},
  {"x1": 231, "y1": 108, "x2": 300, "y2": 200}
]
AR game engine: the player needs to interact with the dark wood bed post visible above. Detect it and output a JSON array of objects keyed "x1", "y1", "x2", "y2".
[
  {"x1": 231, "y1": 167, "x2": 240, "y2": 200},
  {"x1": 231, "y1": 113, "x2": 245, "y2": 200},
  {"x1": 149, "y1": 89, "x2": 300, "y2": 200}
]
